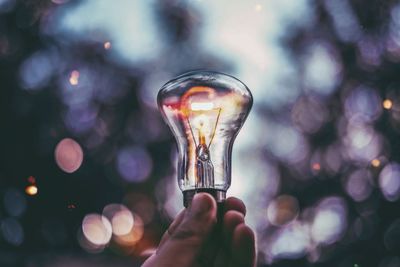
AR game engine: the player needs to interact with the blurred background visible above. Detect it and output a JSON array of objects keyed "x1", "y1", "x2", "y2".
[{"x1": 1, "y1": 0, "x2": 400, "y2": 266}]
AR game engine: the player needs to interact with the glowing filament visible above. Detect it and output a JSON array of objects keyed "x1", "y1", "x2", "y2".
[{"x1": 190, "y1": 102, "x2": 214, "y2": 111}]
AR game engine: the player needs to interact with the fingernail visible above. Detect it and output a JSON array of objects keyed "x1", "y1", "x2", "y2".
[{"x1": 191, "y1": 193, "x2": 212, "y2": 215}]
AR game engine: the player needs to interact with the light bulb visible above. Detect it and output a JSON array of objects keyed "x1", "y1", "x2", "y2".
[{"x1": 158, "y1": 71, "x2": 253, "y2": 206}]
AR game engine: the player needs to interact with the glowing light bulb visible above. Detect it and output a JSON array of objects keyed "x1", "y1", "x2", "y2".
[{"x1": 158, "y1": 71, "x2": 253, "y2": 206}]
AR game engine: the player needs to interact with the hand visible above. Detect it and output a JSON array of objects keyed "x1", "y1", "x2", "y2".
[{"x1": 142, "y1": 193, "x2": 256, "y2": 267}]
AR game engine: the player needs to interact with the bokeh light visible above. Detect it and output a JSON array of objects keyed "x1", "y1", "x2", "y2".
[
  {"x1": 25, "y1": 185, "x2": 38, "y2": 196},
  {"x1": 383, "y1": 99, "x2": 393, "y2": 110},
  {"x1": 379, "y1": 162, "x2": 400, "y2": 202},
  {"x1": 19, "y1": 50, "x2": 56, "y2": 91},
  {"x1": 104, "y1": 41, "x2": 111, "y2": 50},
  {"x1": 69, "y1": 70, "x2": 79, "y2": 85},
  {"x1": 116, "y1": 146, "x2": 153, "y2": 183},
  {"x1": 371, "y1": 158, "x2": 381, "y2": 167},
  {"x1": 311, "y1": 197, "x2": 347, "y2": 245},
  {"x1": 266, "y1": 222, "x2": 310, "y2": 261},
  {"x1": 344, "y1": 85, "x2": 382, "y2": 123},
  {"x1": 0, "y1": 0, "x2": 16, "y2": 13},
  {"x1": 55, "y1": 138, "x2": 84, "y2": 173},
  {"x1": 111, "y1": 209, "x2": 134, "y2": 236},
  {"x1": 303, "y1": 42, "x2": 342, "y2": 95},
  {"x1": 123, "y1": 193, "x2": 156, "y2": 225},
  {"x1": 112, "y1": 214, "x2": 144, "y2": 248},
  {"x1": 267, "y1": 195, "x2": 299, "y2": 226},
  {"x1": 344, "y1": 169, "x2": 373, "y2": 202},
  {"x1": 102, "y1": 204, "x2": 134, "y2": 236},
  {"x1": 4, "y1": 188, "x2": 26, "y2": 217},
  {"x1": 80, "y1": 214, "x2": 112, "y2": 252},
  {"x1": 1, "y1": 218, "x2": 24, "y2": 246}
]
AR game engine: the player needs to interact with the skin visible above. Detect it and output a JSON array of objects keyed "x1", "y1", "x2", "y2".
[{"x1": 142, "y1": 193, "x2": 256, "y2": 267}]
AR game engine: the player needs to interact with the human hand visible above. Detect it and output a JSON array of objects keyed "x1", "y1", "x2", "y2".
[{"x1": 142, "y1": 193, "x2": 256, "y2": 267}]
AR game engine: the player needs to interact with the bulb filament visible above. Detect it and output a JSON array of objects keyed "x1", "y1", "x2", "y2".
[
  {"x1": 195, "y1": 143, "x2": 214, "y2": 188},
  {"x1": 186, "y1": 108, "x2": 221, "y2": 188}
]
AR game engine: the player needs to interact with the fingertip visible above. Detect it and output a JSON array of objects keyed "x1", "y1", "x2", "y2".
[
  {"x1": 225, "y1": 197, "x2": 246, "y2": 216},
  {"x1": 189, "y1": 193, "x2": 217, "y2": 218},
  {"x1": 224, "y1": 210, "x2": 245, "y2": 230}
]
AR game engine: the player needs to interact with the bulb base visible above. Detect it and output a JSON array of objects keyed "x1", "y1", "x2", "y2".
[{"x1": 183, "y1": 189, "x2": 226, "y2": 207}]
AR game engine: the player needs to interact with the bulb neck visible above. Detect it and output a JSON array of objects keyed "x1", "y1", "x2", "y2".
[{"x1": 183, "y1": 189, "x2": 226, "y2": 207}]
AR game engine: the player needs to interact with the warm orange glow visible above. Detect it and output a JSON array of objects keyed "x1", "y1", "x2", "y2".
[
  {"x1": 25, "y1": 185, "x2": 38, "y2": 195},
  {"x1": 180, "y1": 86, "x2": 216, "y2": 116},
  {"x1": 383, "y1": 99, "x2": 393, "y2": 110},
  {"x1": 255, "y1": 4, "x2": 262, "y2": 11},
  {"x1": 69, "y1": 70, "x2": 80, "y2": 85},
  {"x1": 312, "y1": 163, "x2": 321, "y2": 171},
  {"x1": 113, "y1": 214, "x2": 144, "y2": 247},
  {"x1": 371, "y1": 158, "x2": 381, "y2": 167},
  {"x1": 104, "y1": 41, "x2": 111, "y2": 50},
  {"x1": 190, "y1": 102, "x2": 214, "y2": 111}
]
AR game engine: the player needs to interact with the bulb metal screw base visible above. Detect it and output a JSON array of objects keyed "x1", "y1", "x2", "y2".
[{"x1": 183, "y1": 189, "x2": 226, "y2": 207}]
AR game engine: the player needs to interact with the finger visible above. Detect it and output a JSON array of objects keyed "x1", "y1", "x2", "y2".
[
  {"x1": 223, "y1": 210, "x2": 244, "y2": 245},
  {"x1": 146, "y1": 193, "x2": 217, "y2": 267},
  {"x1": 224, "y1": 197, "x2": 246, "y2": 216},
  {"x1": 231, "y1": 224, "x2": 256, "y2": 267},
  {"x1": 157, "y1": 209, "x2": 186, "y2": 250},
  {"x1": 213, "y1": 210, "x2": 245, "y2": 267}
]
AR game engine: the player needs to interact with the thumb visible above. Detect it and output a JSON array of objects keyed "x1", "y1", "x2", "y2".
[{"x1": 145, "y1": 193, "x2": 217, "y2": 267}]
